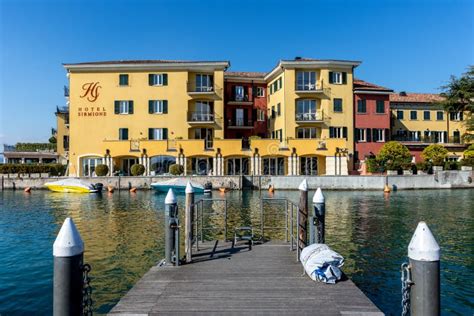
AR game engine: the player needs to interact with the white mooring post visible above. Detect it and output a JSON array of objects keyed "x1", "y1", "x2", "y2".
[
  {"x1": 408, "y1": 221, "x2": 441, "y2": 316},
  {"x1": 185, "y1": 181, "x2": 195, "y2": 263},
  {"x1": 165, "y1": 188, "x2": 179, "y2": 265},
  {"x1": 298, "y1": 179, "x2": 308, "y2": 255},
  {"x1": 311, "y1": 187, "x2": 326, "y2": 244},
  {"x1": 53, "y1": 217, "x2": 84, "y2": 316}
]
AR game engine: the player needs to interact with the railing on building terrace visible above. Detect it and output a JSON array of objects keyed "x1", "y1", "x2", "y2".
[{"x1": 392, "y1": 135, "x2": 464, "y2": 144}]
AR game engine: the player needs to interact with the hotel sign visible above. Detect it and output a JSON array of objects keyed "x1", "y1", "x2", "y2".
[{"x1": 77, "y1": 82, "x2": 107, "y2": 117}]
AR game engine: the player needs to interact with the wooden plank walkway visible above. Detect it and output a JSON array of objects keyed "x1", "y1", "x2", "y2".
[{"x1": 109, "y1": 241, "x2": 383, "y2": 315}]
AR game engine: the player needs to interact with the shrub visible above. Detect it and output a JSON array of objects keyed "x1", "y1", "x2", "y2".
[
  {"x1": 461, "y1": 157, "x2": 474, "y2": 167},
  {"x1": 0, "y1": 163, "x2": 66, "y2": 175},
  {"x1": 421, "y1": 144, "x2": 448, "y2": 166},
  {"x1": 444, "y1": 161, "x2": 460, "y2": 170},
  {"x1": 249, "y1": 135, "x2": 262, "y2": 140},
  {"x1": 464, "y1": 144, "x2": 474, "y2": 159},
  {"x1": 169, "y1": 164, "x2": 184, "y2": 175},
  {"x1": 130, "y1": 164, "x2": 145, "y2": 176},
  {"x1": 365, "y1": 157, "x2": 382, "y2": 173},
  {"x1": 377, "y1": 141, "x2": 412, "y2": 170},
  {"x1": 416, "y1": 161, "x2": 431, "y2": 172},
  {"x1": 95, "y1": 164, "x2": 109, "y2": 176},
  {"x1": 15, "y1": 143, "x2": 56, "y2": 152}
]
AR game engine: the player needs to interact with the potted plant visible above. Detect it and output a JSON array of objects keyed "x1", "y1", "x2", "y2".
[
  {"x1": 415, "y1": 161, "x2": 431, "y2": 175},
  {"x1": 130, "y1": 164, "x2": 145, "y2": 176},
  {"x1": 421, "y1": 144, "x2": 448, "y2": 172},
  {"x1": 402, "y1": 162, "x2": 414, "y2": 175},
  {"x1": 95, "y1": 164, "x2": 109, "y2": 176},
  {"x1": 461, "y1": 157, "x2": 474, "y2": 171}
]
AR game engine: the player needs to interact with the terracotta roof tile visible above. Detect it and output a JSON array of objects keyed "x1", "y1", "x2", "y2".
[
  {"x1": 225, "y1": 71, "x2": 267, "y2": 79},
  {"x1": 354, "y1": 79, "x2": 392, "y2": 92},
  {"x1": 389, "y1": 92, "x2": 445, "y2": 103}
]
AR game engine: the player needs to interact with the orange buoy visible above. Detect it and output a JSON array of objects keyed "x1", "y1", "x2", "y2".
[
  {"x1": 130, "y1": 187, "x2": 137, "y2": 193},
  {"x1": 268, "y1": 185, "x2": 275, "y2": 193},
  {"x1": 384, "y1": 184, "x2": 391, "y2": 193},
  {"x1": 219, "y1": 187, "x2": 228, "y2": 193},
  {"x1": 24, "y1": 187, "x2": 31, "y2": 193},
  {"x1": 107, "y1": 186, "x2": 114, "y2": 193}
]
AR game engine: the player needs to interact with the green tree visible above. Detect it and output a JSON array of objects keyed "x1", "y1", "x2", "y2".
[
  {"x1": 376, "y1": 141, "x2": 412, "y2": 170},
  {"x1": 438, "y1": 66, "x2": 474, "y2": 141},
  {"x1": 421, "y1": 144, "x2": 449, "y2": 166}
]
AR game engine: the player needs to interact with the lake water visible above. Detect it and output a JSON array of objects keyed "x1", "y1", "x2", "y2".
[{"x1": 0, "y1": 189, "x2": 473, "y2": 315}]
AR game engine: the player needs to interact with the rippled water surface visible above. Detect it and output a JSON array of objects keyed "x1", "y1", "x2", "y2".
[{"x1": 0, "y1": 189, "x2": 473, "y2": 315}]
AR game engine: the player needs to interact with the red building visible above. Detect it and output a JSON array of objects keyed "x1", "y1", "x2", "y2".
[
  {"x1": 353, "y1": 79, "x2": 393, "y2": 172},
  {"x1": 224, "y1": 72, "x2": 268, "y2": 143}
]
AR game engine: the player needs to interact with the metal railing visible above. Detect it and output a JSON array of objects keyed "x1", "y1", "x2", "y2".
[
  {"x1": 192, "y1": 198, "x2": 228, "y2": 251},
  {"x1": 227, "y1": 118, "x2": 254, "y2": 127},
  {"x1": 187, "y1": 112, "x2": 215, "y2": 122},
  {"x1": 295, "y1": 111, "x2": 323, "y2": 122},
  {"x1": 392, "y1": 135, "x2": 464, "y2": 144}
]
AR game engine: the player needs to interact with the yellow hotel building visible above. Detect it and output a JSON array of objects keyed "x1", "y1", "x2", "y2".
[{"x1": 61, "y1": 58, "x2": 360, "y2": 177}]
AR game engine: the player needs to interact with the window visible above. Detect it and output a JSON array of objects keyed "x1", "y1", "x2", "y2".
[
  {"x1": 257, "y1": 87, "x2": 265, "y2": 97},
  {"x1": 257, "y1": 109, "x2": 265, "y2": 121},
  {"x1": 149, "y1": 100, "x2": 168, "y2": 114},
  {"x1": 196, "y1": 74, "x2": 213, "y2": 92},
  {"x1": 297, "y1": 127, "x2": 317, "y2": 139},
  {"x1": 300, "y1": 157, "x2": 318, "y2": 175},
  {"x1": 81, "y1": 157, "x2": 103, "y2": 176},
  {"x1": 234, "y1": 86, "x2": 245, "y2": 101},
  {"x1": 119, "y1": 128, "x2": 129, "y2": 140},
  {"x1": 271, "y1": 106, "x2": 276, "y2": 119},
  {"x1": 148, "y1": 128, "x2": 168, "y2": 140},
  {"x1": 192, "y1": 101, "x2": 213, "y2": 121},
  {"x1": 329, "y1": 71, "x2": 346, "y2": 84},
  {"x1": 357, "y1": 99, "x2": 367, "y2": 113},
  {"x1": 397, "y1": 110, "x2": 404, "y2": 119},
  {"x1": 296, "y1": 71, "x2": 317, "y2": 90},
  {"x1": 373, "y1": 129, "x2": 385, "y2": 142},
  {"x1": 277, "y1": 103, "x2": 281, "y2": 116},
  {"x1": 262, "y1": 157, "x2": 285, "y2": 175},
  {"x1": 410, "y1": 111, "x2": 417, "y2": 120},
  {"x1": 436, "y1": 111, "x2": 444, "y2": 120},
  {"x1": 376, "y1": 100, "x2": 385, "y2": 113},
  {"x1": 226, "y1": 157, "x2": 249, "y2": 175},
  {"x1": 333, "y1": 98, "x2": 343, "y2": 112},
  {"x1": 269, "y1": 85, "x2": 273, "y2": 95},
  {"x1": 355, "y1": 128, "x2": 366, "y2": 142},
  {"x1": 449, "y1": 112, "x2": 463, "y2": 121},
  {"x1": 149, "y1": 74, "x2": 168, "y2": 86},
  {"x1": 278, "y1": 77, "x2": 282, "y2": 90},
  {"x1": 114, "y1": 100, "x2": 134, "y2": 114},
  {"x1": 296, "y1": 99, "x2": 317, "y2": 120},
  {"x1": 329, "y1": 127, "x2": 347, "y2": 139},
  {"x1": 423, "y1": 111, "x2": 431, "y2": 120},
  {"x1": 119, "y1": 74, "x2": 129, "y2": 86}
]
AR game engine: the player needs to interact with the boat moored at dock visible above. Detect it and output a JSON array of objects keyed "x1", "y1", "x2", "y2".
[
  {"x1": 44, "y1": 178, "x2": 100, "y2": 193},
  {"x1": 151, "y1": 178, "x2": 204, "y2": 193}
]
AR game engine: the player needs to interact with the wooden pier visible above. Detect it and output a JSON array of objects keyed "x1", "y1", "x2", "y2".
[{"x1": 109, "y1": 241, "x2": 383, "y2": 315}]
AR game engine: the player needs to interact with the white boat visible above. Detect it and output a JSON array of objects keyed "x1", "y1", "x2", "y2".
[
  {"x1": 151, "y1": 178, "x2": 205, "y2": 193},
  {"x1": 44, "y1": 178, "x2": 99, "y2": 193}
]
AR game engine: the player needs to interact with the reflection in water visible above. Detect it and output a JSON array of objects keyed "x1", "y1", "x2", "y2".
[{"x1": 0, "y1": 189, "x2": 473, "y2": 315}]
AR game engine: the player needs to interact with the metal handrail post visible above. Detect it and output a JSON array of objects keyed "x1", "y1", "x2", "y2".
[
  {"x1": 224, "y1": 200, "x2": 228, "y2": 241},
  {"x1": 290, "y1": 204, "x2": 294, "y2": 251},
  {"x1": 296, "y1": 204, "x2": 300, "y2": 262},
  {"x1": 260, "y1": 198, "x2": 264, "y2": 240},
  {"x1": 285, "y1": 200, "x2": 289, "y2": 242},
  {"x1": 194, "y1": 203, "x2": 199, "y2": 251},
  {"x1": 200, "y1": 200, "x2": 203, "y2": 242}
]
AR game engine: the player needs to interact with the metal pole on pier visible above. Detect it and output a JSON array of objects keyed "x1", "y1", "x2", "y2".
[
  {"x1": 311, "y1": 187, "x2": 325, "y2": 244},
  {"x1": 408, "y1": 221, "x2": 440, "y2": 316},
  {"x1": 165, "y1": 188, "x2": 179, "y2": 265},
  {"x1": 185, "y1": 182, "x2": 194, "y2": 263},
  {"x1": 298, "y1": 179, "x2": 308, "y2": 252},
  {"x1": 53, "y1": 217, "x2": 84, "y2": 316}
]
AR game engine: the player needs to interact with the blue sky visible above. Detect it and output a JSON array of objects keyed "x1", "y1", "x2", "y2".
[{"x1": 0, "y1": 0, "x2": 473, "y2": 145}]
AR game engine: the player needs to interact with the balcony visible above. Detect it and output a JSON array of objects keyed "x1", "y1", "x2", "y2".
[
  {"x1": 187, "y1": 82, "x2": 222, "y2": 99},
  {"x1": 227, "y1": 94, "x2": 253, "y2": 106},
  {"x1": 187, "y1": 111, "x2": 215, "y2": 124},
  {"x1": 227, "y1": 118, "x2": 254, "y2": 129},
  {"x1": 295, "y1": 111, "x2": 324, "y2": 124},
  {"x1": 295, "y1": 82, "x2": 330, "y2": 98},
  {"x1": 392, "y1": 135, "x2": 464, "y2": 145}
]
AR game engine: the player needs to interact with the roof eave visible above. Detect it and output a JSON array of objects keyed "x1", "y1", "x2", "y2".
[{"x1": 63, "y1": 61, "x2": 230, "y2": 72}]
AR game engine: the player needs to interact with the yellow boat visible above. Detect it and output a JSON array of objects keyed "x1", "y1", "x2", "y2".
[{"x1": 44, "y1": 179, "x2": 99, "y2": 193}]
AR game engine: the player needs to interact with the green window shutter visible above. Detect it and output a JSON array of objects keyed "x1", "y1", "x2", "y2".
[
  {"x1": 149, "y1": 100, "x2": 153, "y2": 114},
  {"x1": 329, "y1": 127, "x2": 334, "y2": 138},
  {"x1": 342, "y1": 72, "x2": 347, "y2": 84},
  {"x1": 128, "y1": 101, "x2": 134, "y2": 114},
  {"x1": 366, "y1": 128, "x2": 372, "y2": 142},
  {"x1": 372, "y1": 129, "x2": 377, "y2": 142},
  {"x1": 163, "y1": 100, "x2": 168, "y2": 113},
  {"x1": 163, "y1": 128, "x2": 168, "y2": 140},
  {"x1": 148, "y1": 128, "x2": 153, "y2": 140},
  {"x1": 329, "y1": 72, "x2": 334, "y2": 84},
  {"x1": 114, "y1": 101, "x2": 120, "y2": 114},
  {"x1": 122, "y1": 128, "x2": 128, "y2": 140},
  {"x1": 385, "y1": 129, "x2": 390, "y2": 142},
  {"x1": 163, "y1": 74, "x2": 168, "y2": 85},
  {"x1": 149, "y1": 74, "x2": 154, "y2": 86},
  {"x1": 343, "y1": 127, "x2": 348, "y2": 139}
]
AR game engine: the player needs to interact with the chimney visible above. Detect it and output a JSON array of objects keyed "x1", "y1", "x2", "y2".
[
  {"x1": 400, "y1": 91, "x2": 407, "y2": 96},
  {"x1": 295, "y1": 56, "x2": 302, "y2": 60}
]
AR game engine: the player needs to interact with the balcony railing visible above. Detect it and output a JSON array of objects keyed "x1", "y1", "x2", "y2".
[
  {"x1": 392, "y1": 135, "x2": 464, "y2": 144},
  {"x1": 187, "y1": 83, "x2": 215, "y2": 93},
  {"x1": 64, "y1": 86, "x2": 69, "y2": 97},
  {"x1": 187, "y1": 111, "x2": 215, "y2": 122},
  {"x1": 295, "y1": 81, "x2": 330, "y2": 96},
  {"x1": 295, "y1": 111, "x2": 323, "y2": 122},
  {"x1": 227, "y1": 118, "x2": 254, "y2": 128}
]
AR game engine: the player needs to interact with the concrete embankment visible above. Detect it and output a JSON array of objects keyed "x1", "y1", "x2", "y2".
[{"x1": 1, "y1": 171, "x2": 473, "y2": 190}]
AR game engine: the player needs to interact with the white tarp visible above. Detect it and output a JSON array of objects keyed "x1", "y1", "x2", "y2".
[{"x1": 300, "y1": 243, "x2": 344, "y2": 284}]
